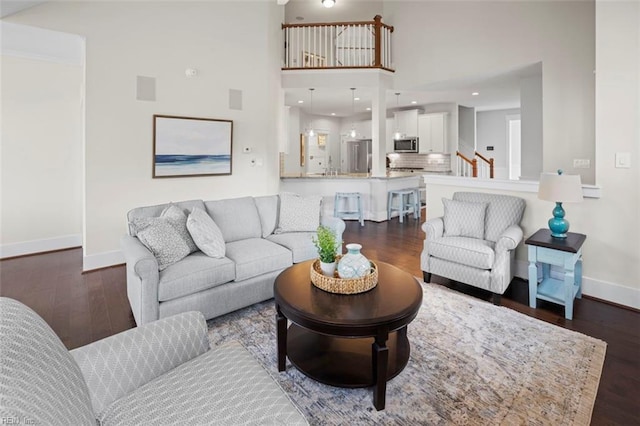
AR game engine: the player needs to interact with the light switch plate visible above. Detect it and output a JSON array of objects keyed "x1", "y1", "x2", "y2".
[
  {"x1": 615, "y1": 152, "x2": 631, "y2": 168},
  {"x1": 573, "y1": 159, "x2": 590, "y2": 168}
]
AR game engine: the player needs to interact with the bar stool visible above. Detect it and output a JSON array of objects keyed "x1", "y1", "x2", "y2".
[
  {"x1": 334, "y1": 192, "x2": 364, "y2": 226},
  {"x1": 387, "y1": 188, "x2": 419, "y2": 223}
]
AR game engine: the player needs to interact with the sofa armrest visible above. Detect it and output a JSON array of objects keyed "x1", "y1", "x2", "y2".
[
  {"x1": 495, "y1": 225, "x2": 524, "y2": 253},
  {"x1": 321, "y1": 216, "x2": 346, "y2": 254},
  {"x1": 70, "y1": 311, "x2": 210, "y2": 417},
  {"x1": 421, "y1": 217, "x2": 444, "y2": 239},
  {"x1": 121, "y1": 235, "x2": 161, "y2": 325}
]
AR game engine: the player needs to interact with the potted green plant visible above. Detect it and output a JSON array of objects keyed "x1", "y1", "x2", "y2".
[{"x1": 312, "y1": 225, "x2": 339, "y2": 276}]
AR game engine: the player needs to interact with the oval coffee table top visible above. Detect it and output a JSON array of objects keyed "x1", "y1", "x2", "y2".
[{"x1": 274, "y1": 260, "x2": 423, "y2": 337}]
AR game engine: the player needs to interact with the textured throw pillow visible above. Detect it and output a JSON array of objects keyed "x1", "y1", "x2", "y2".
[
  {"x1": 133, "y1": 218, "x2": 191, "y2": 271},
  {"x1": 442, "y1": 198, "x2": 488, "y2": 239},
  {"x1": 275, "y1": 193, "x2": 321, "y2": 234},
  {"x1": 161, "y1": 204, "x2": 199, "y2": 253},
  {"x1": 186, "y1": 207, "x2": 226, "y2": 258}
]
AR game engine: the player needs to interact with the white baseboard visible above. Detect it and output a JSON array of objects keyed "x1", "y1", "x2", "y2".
[
  {"x1": 0, "y1": 234, "x2": 82, "y2": 259},
  {"x1": 83, "y1": 250, "x2": 124, "y2": 272},
  {"x1": 514, "y1": 260, "x2": 639, "y2": 310}
]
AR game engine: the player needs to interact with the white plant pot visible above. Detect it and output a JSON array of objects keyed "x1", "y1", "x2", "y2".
[{"x1": 319, "y1": 261, "x2": 336, "y2": 277}]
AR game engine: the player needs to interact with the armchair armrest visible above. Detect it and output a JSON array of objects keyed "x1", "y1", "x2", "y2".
[
  {"x1": 321, "y1": 216, "x2": 346, "y2": 254},
  {"x1": 421, "y1": 217, "x2": 444, "y2": 239},
  {"x1": 495, "y1": 225, "x2": 524, "y2": 252},
  {"x1": 70, "y1": 311, "x2": 209, "y2": 417}
]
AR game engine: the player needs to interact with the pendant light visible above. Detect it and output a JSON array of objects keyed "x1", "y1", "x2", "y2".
[
  {"x1": 393, "y1": 92, "x2": 402, "y2": 140},
  {"x1": 307, "y1": 88, "x2": 315, "y2": 137},
  {"x1": 349, "y1": 88, "x2": 357, "y2": 138}
]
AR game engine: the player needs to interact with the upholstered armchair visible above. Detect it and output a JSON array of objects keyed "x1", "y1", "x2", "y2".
[
  {"x1": 0, "y1": 297, "x2": 307, "y2": 425},
  {"x1": 421, "y1": 192, "x2": 526, "y2": 304}
]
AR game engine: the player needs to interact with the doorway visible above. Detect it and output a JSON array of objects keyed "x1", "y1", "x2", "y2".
[{"x1": 506, "y1": 115, "x2": 521, "y2": 180}]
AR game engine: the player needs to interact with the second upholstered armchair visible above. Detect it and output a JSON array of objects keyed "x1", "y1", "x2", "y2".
[{"x1": 420, "y1": 192, "x2": 526, "y2": 304}]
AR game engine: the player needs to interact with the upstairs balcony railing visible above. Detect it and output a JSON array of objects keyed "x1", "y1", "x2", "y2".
[{"x1": 282, "y1": 15, "x2": 394, "y2": 71}]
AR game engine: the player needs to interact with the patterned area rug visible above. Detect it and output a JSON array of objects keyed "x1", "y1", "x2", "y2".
[{"x1": 207, "y1": 281, "x2": 606, "y2": 425}]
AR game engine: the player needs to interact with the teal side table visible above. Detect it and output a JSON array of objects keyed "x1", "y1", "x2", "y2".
[{"x1": 525, "y1": 229, "x2": 587, "y2": 320}]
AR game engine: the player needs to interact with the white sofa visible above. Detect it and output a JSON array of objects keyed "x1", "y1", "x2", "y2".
[{"x1": 121, "y1": 195, "x2": 345, "y2": 325}]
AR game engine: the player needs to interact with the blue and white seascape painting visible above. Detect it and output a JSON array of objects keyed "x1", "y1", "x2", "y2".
[{"x1": 154, "y1": 115, "x2": 232, "y2": 177}]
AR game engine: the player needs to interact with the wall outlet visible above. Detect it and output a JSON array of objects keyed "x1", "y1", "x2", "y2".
[
  {"x1": 573, "y1": 159, "x2": 590, "y2": 168},
  {"x1": 615, "y1": 152, "x2": 631, "y2": 168}
]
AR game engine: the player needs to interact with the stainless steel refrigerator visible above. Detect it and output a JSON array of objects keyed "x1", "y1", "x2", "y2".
[{"x1": 345, "y1": 139, "x2": 372, "y2": 173}]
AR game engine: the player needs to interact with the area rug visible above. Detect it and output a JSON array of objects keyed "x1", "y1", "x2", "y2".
[{"x1": 207, "y1": 281, "x2": 606, "y2": 425}]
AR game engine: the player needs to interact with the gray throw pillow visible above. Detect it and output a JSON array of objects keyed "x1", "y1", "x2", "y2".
[
  {"x1": 275, "y1": 192, "x2": 321, "y2": 234},
  {"x1": 442, "y1": 198, "x2": 487, "y2": 240},
  {"x1": 186, "y1": 207, "x2": 226, "y2": 258},
  {"x1": 161, "y1": 204, "x2": 199, "y2": 253},
  {"x1": 133, "y1": 218, "x2": 191, "y2": 271}
]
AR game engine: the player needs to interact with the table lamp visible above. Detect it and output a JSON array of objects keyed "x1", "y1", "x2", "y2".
[{"x1": 538, "y1": 169, "x2": 583, "y2": 238}]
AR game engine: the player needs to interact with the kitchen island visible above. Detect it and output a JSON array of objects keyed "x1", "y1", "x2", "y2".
[{"x1": 280, "y1": 172, "x2": 421, "y2": 222}]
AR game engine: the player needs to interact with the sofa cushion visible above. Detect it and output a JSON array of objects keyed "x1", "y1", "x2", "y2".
[
  {"x1": 186, "y1": 207, "x2": 225, "y2": 258},
  {"x1": 162, "y1": 204, "x2": 199, "y2": 253},
  {"x1": 127, "y1": 199, "x2": 205, "y2": 236},
  {"x1": 134, "y1": 218, "x2": 191, "y2": 271},
  {"x1": 225, "y1": 238, "x2": 292, "y2": 282},
  {"x1": 453, "y1": 192, "x2": 526, "y2": 242},
  {"x1": 98, "y1": 341, "x2": 307, "y2": 426},
  {"x1": 428, "y1": 237, "x2": 496, "y2": 269},
  {"x1": 158, "y1": 252, "x2": 236, "y2": 302},
  {"x1": 275, "y1": 192, "x2": 322, "y2": 233},
  {"x1": 267, "y1": 232, "x2": 317, "y2": 263},
  {"x1": 255, "y1": 195, "x2": 279, "y2": 237},
  {"x1": 0, "y1": 298, "x2": 95, "y2": 425},
  {"x1": 205, "y1": 197, "x2": 262, "y2": 243},
  {"x1": 442, "y1": 198, "x2": 487, "y2": 240}
]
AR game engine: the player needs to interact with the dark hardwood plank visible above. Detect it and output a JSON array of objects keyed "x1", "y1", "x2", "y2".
[{"x1": 0, "y1": 216, "x2": 638, "y2": 424}]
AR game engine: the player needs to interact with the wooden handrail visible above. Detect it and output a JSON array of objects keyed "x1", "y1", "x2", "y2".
[
  {"x1": 474, "y1": 151, "x2": 494, "y2": 179},
  {"x1": 282, "y1": 16, "x2": 394, "y2": 32},
  {"x1": 456, "y1": 151, "x2": 477, "y2": 177}
]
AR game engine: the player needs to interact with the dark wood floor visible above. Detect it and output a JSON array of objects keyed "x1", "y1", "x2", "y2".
[{"x1": 1, "y1": 216, "x2": 638, "y2": 425}]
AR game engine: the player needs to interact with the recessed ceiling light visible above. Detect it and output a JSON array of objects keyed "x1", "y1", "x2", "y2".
[
  {"x1": 354, "y1": 97, "x2": 360, "y2": 101},
  {"x1": 366, "y1": 107, "x2": 371, "y2": 111},
  {"x1": 331, "y1": 113, "x2": 336, "y2": 116},
  {"x1": 472, "y1": 92, "x2": 479, "y2": 96},
  {"x1": 411, "y1": 100, "x2": 417, "y2": 104},
  {"x1": 297, "y1": 100, "x2": 304, "y2": 104}
]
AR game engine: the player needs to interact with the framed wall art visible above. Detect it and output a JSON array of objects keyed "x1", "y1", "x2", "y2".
[{"x1": 153, "y1": 114, "x2": 233, "y2": 178}]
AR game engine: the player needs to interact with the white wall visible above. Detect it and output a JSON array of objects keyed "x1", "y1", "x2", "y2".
[
  {"x1": 476, "y1": 108, "x2": 521, "y2": 179},
  {"x1": 423, "y1": 1, "x2": 640, "y2": 308},
  {"x1": 457, "y1": 105, "x2": 475, "y2": 157},
  {"x1": 0, "y1": 23, "x2": 84, "y2": 257},
  {"x1": 520, "y1": 74, "x2": 543, "y2": 180},
  {"x1": 384, "y1": 1, "x2": 596, "y2": 184},
  {"x1": 6, "y1": 2, "x2": 284, "y2": 269}
]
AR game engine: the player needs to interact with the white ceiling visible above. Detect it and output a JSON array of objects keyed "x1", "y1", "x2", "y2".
[
  {"x1": 0, "y1": 0, "x2": 46, "y2": 18},
  {"x1": 285, "y1": 62, "x2": 541, "y2": 118}
]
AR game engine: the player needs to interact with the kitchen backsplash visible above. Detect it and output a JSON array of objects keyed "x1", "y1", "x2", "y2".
[{"x1": 387, "y1": 153, "x2": 451, "y2": 172}]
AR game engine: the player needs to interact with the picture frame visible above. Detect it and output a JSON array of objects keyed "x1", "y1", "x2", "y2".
[
  {"x1": 317, "y1": 133, "x2": 327, "y2": 147},
  {"x1": 300, "y1": 133, "x2": 306, "y2": 167},
  {"x1": 153, "y1": 114, "x2": 233, "y2": 178}
]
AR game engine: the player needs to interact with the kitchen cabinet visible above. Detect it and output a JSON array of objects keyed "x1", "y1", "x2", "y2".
[
  {"x1": 418, "y1": 113, "x2": 447, "y2": 153},
  {"x1": 393, "y1": 109, "x2": 419, "y2": 138}
]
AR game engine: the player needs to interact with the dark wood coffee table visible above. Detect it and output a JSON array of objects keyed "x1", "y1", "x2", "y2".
[{"x1": 274, "y1": 260, "x2": 423, "y2": 411}]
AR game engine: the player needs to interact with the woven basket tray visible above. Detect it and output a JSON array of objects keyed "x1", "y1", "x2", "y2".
[{"x1": 310, "y1": 257, "x2": 378, "y2": 295}]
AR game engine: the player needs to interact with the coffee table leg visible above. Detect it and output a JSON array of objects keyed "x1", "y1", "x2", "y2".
[
  {"x1": 372, "y1": 328, "x2": 389, "y2": 411},
  {"x1": 276, "y1": 304, "x2": 287, "y2": 372}
]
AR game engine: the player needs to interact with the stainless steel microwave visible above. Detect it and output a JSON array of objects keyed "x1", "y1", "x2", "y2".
[{"x1": 394, "y1": 137, "x2": 419, "y2": 153}]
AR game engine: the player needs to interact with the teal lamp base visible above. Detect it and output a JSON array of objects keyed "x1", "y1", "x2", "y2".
[{"x1": 548, "y1": 202, "x2": 569, "y2": 238}]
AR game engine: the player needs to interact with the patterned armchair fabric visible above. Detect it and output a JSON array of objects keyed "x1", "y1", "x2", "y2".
[
  {"x1": 421, "y1": 192, "x2": 525, "y2": 296},
  {"x1": 1, "y1": 298, "x2": 308, "y2": 425}
]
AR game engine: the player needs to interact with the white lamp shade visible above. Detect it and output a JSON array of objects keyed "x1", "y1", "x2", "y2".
[{"x1": 538, "y1": 172, "x2": 583, "y2": 203}]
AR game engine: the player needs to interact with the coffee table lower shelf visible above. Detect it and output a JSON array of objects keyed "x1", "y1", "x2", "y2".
[{"x1": 286, "y1": 324, "x2": 410, "y2": 388}]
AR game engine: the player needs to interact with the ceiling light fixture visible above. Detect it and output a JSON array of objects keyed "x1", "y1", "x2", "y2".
[
  {"x1": 411, "y1": 100, "x2": 417, "y2": 104},
  {"x1": 349, "y1": 88, "x2": 357, "y2": 138},
  {"x1": 307, "y1": 88, "x2": 315, "y2": 137},
  {"x1": 322, "y1": 0, "x2": 335, "y2": 8},
  {"x1": 297, "y1": 100, "x2": 304, "y2": 104},
  {"x1": 472, "y1": 92, "x2": 479, "y2": 96},
  {"x1": 394, "y1": 92, "x2": 403, "y2": 140}
]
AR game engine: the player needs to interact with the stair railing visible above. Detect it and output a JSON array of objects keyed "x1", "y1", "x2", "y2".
[
  {"x1": 456, "y1": 151, "x2": 477, "y2": 178},
  {"x1": 474, "y1": 151, "x2": 495, "y2": 179}
]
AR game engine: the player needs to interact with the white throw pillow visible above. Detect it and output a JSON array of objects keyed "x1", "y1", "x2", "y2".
[
  {"x1": 275, "y1": 192, "x2": 321, "y2": 233},
  {"x1": 186, "y1": 207, "x2": 226, "y2": 258},
  {"x1": 133, "y1": 218, "x2": 191, "y2": 271},
  {"x1": 161, "y1": 204, "x2": 199, "y2": 253},
  {"x1": 442, "y1": 198, "x2": 487, "y2": 240}
]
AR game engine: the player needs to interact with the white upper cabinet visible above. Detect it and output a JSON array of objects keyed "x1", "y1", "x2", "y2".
[
  {"x1": 418, "y1": 113, "x2": 447, "y2": 153},
  {"x1": 393, "y1": 109, "x2": 419, "y2": 138}
]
